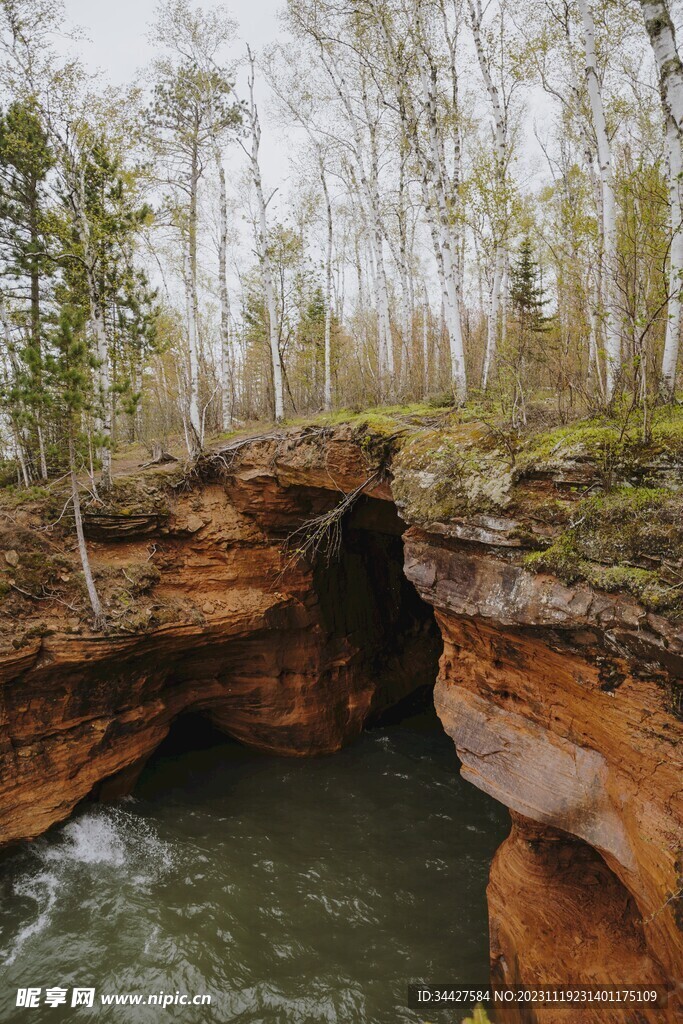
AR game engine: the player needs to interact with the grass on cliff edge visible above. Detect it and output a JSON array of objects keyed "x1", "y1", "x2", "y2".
[
  {"x1": 3, "y1": 398, "x2": 683, "y2": 622},
  {"x1": 302, "y1": 399, "x2": 683, "y2": 615},
  {"x1": 524, "y1": 487, "x2": 683, "y2": 613}
]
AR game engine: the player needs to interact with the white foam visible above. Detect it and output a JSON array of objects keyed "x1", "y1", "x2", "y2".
[
  {"x1": 4, "y1": 870, "x2": 59, "y2": 965},
  {"x1": 42, "y1": 807, "x2": 175, "y2": 873},
  {"x1": 3, "y1": 807, "x2": 176, "y2": 966},
  {"x1": 46, "y1": 813, "x2": 126, "y2": 866}
]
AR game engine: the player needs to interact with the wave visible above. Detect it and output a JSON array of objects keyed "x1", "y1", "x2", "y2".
[{"x1": 2, "y1": 805, "x2": 175, "y2": 967}]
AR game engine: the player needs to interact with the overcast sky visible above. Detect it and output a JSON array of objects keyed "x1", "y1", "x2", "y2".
[
  {"x1": 60, "y1": 0, "x2": 301, "y2": 290},
  {"x1": 63, "y1": 0, "x2": 284, "y2": 85}
]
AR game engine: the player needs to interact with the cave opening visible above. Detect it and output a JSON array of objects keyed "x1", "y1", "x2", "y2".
[
  {"x1": 151, "y1": 710, "x2": 239, "y2": 758},
  {"x1": 0, "y1": 489, "x2": 512, "y2": 1022},
  {"x1": 310, "y1": 493, "x2": 443, "y2": 728},
  {"x1": 136, "y1": 493, "x2": 444, "y2": 779}
]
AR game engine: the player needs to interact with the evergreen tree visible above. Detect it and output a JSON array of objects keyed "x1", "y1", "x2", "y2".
[
  {"x1": 509, "y1": 237, "x2": 551, "y2": 336},
  {"x1": 57, "y1": 127, "x2": 158, "y2": 487},
  {"x1": 0, "y1": 97, "x2": 55, "y2": 478},
  {"x1": 47, "y1": 295, "x2": 104, "y2": 626}
]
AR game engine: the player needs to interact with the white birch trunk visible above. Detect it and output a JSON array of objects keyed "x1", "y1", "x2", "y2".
[
  {"x1": 501, "y1": 254, "x2": 509, "y2": 352},
  {"x1": 316, "y1": 46, "x2": 394, "y2": 393},
  {"x1": 69, "y1": 436, "x2": 103, "y2": 627},
  {"x1": 215, "y1": 148, "x2": 233, "y2": 430},
  {"x1": 589, "y1": 271, "x2": 606, "y2": 397},
  {"x1": 470, "y1": 0, "x2": 508, "y2": 391},
  {"x1": 639, "y1": 1, "x2": 683, "y2": 392},
  {"x1": 0, "y1": 295, "x2": 33, "y2": 485},
  {"x1": 187, "y1": 142, "x2": 203, "y2": 451},
  {"x1": 246, "y1": 49, "x2": 284, "y2": 421},
  {"x1": 578, "y1": 0, "x2": 621, "y2": 398},
  {"x1": 364, "y1": 99, "x2": 395, "y2": 388},
  {"x1": 77, "y1": 182, "x2": 113, "y2": 488},
  {"x1": 181, "y1": 243, "x2": 200, "y2": 454},
  {"x1": 664, "y1": 117, "x2": 683, "y2": 392},
  {"x1": 418, "y1": 58, "x2": 467, "y2": 401},
  {"x1": 395, "y1": 154, "x2": 413, "y2": 387},
  {"x1": 321, "y1": 165, "x2": 334, "y2": 411},
  {"x1": 91, "y1": 307, "x2": 113, "y2": 489},
  {"x1": 37, "y1": 424, "x2": 48, "y2": 481},
  {"x1": 423, "y1": 287, "x2": 430, "y2": 395},
  {"x1": 483, "y1": 247, "x2": 504, "y2": 390},
  {"x1": 640, "y1": 1, "x2": 683, "y2": 134},
  {"x1": 15, "y1": 435, "x2": 30, "y2": 487}
]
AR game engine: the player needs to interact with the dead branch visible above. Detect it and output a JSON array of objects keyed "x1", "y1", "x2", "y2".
[{"x1": 281, "y1": 470, "x2": 382, "y2": 574}]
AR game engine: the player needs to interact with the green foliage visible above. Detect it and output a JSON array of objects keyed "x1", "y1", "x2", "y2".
[
  {"x1": 0, "y1": 96, "x2": 55, "y2": 451},
  {"x1": 519, "y1": 404, "x2": 683, "y2": 485},
  {"x1": 510, "y1": 236, "x2": 551, "y2": 334},
  {"x1": 524, "y1": 486, "x2": 683, "y2": 611},
  {"x1": 149, "y1": 60, "x2": 241, "y2": 153}
]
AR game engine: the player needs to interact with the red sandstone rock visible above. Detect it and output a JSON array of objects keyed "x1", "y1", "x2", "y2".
[
  {"x1": 1, "y1": 425, "x2": 681, "y2": 1019},
  {"x1": 403, "y1": 527, "x2": 682, "y2": 1020},
  {"x1": 0, "y1": 475, "x2": 435, "y2": 847}
]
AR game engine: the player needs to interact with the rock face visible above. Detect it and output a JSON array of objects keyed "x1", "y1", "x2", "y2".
[
  {"x1": 403, "y1": 529, "x2": 682, "y2": 1022},
  {"x1": 1, "y1": 424, "x2": 681, "y2": 1020},
  {"x1": 0, "y1": 438, "x2": 440, "y2": 846}
]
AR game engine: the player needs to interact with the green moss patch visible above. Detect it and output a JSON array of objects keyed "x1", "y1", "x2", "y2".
[
  {"x1": 392, "y1": 424, "x2": 515, "y2": 523},
  {"x1": 524, "y1": 487, "x2": 683, "y2": 611},
  {"x1": 518, "y1": 406, "x2": 683, "y2": 486}
]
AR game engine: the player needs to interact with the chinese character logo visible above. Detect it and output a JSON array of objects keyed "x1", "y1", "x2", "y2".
[
  {"x1": 16, "y1": 988, "x2": 41, "y2": 1008},
  {"x1": 44, "y1": 988, "x2": 68, "y2": 1008},
  {"x1": 71, "y1": 988, "x2": 95, "y2": 1008}
]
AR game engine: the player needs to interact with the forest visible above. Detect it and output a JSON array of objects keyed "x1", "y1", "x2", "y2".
[
  {"x1": 1, "y1": 1, "x2": 683, "y2": 578},
  {"x1": 0, "y1": 7, "x2": 682, "y2": 1014}
]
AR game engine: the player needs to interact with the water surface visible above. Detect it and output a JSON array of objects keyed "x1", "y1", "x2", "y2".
[{"x1": 0, "y1": 711, "x2": 508, "y2": 1023}]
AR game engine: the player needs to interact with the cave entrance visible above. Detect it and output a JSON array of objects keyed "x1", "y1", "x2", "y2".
[
  {"x1": 135, "y1": 493, "x2": 444, "y2": 780},
  {"x1": 151, "y1": 711, "x2": 237, "y2": 758},
  {"x1": 311, "y1": 493, "x2": 444, "y2": 728}
]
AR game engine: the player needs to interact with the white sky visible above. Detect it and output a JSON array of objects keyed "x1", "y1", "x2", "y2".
[
  {"x1": 61, "y1": 0, "x2": 301, "y2": 306},
  {"x1": 63, "y1": 0, "x2": 284, "y2": 85}
]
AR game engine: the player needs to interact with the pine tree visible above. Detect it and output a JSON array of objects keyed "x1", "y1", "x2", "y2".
[
  {"x1": 57, "y1": 128, "x2": 157, "y2": 488},
  {"x1": 0, "y1": 97, "x2": 55, "y2": 479},
  {"x1": 510, "y1": 237, "x2": 551, "y2": 337},
  {"x1": 46, "y1": 296, "x2": 104, "y2": 626}
]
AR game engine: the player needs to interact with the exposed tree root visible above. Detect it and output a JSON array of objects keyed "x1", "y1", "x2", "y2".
[{"x1": 281, "y1": 470, "x2": 383, "y2": 573}]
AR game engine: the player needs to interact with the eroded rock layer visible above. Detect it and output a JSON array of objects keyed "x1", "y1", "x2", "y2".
[
  {"x1": 1, "y1": 424, "x2": 681, "y2": 1020},
  {"x1": 403, "y1": 527, "x2": 682, "y2": 1020},
  {"x1": 0, "y1": 462, "x2": 440, "y2": 846}
]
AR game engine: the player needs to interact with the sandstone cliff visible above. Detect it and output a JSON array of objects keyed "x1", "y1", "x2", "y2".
[{"x1": 0, "y1": 414, "x2": 681, "y2": 1021}]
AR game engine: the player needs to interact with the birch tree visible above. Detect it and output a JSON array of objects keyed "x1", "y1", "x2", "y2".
[
  {"x1": 150, "y1": 0, "x2": 241, "y2": 451},
  {"x1": 576, "y1": 0, "x2": 622, "y2": 399},
  {"x1": 215, "y1": 145, "x2": 234, "y2": 429},
  {"x1": 640, "y1": 0, "x2": 683, "y2": 393},
  {"x1": 265, "y1": 49, "x2": 335, "y2": 409},
  {"x1": 358, "y1": 0, "x2": 468, "y2": 399},
  {"x1": 241, "y1": 47, "x2": 284, "y2": 421},
  {"x1": 468, "y1": 0, "x2": 510, "y2": 390},
  {"x1": 287, "y1": 1, "x2": 398, "y2": 396}
]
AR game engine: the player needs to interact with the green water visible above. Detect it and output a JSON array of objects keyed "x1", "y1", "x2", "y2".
[{"x1": 0, "y1": 711, "x2": 509, "y2": 1023}]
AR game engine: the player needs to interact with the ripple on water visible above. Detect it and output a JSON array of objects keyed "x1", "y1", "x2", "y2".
[{"x1": 0, "y1": 719, "x2": 509, "y2": 1023}]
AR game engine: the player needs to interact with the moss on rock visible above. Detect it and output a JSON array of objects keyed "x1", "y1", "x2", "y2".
[
  {"x1": 392, "y1": 424, "x2": 515, "y2": 524},
  {"x1": 523, "y1": 486, "x2": 683, "y2": 612}
]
